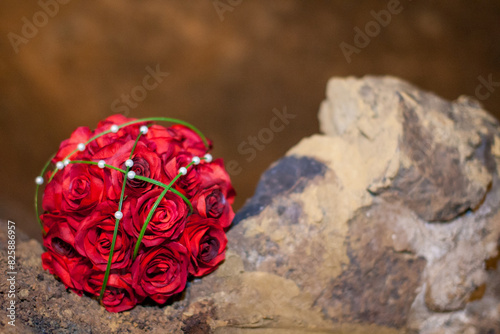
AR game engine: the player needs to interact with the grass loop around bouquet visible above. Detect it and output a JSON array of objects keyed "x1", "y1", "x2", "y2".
[
  {"x1": 132, "y1": 159, "x2": 198, "y2": 259},
  {"x1": 35, "y1": 117, "x2": 208, "y2": 233},
  {"x1": 35, "y1": 153, "x2": 55, "y2": 234},
  {"x1": 34, "y1": 118, "x2": 210, "y2": 303}
]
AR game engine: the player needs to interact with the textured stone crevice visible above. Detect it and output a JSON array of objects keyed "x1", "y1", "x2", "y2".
[{"x1": 233, "y1": 156, "x2": 328, "y2": 225}]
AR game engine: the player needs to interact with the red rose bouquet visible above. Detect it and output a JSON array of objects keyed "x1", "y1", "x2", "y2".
[{"x1": 35, "y1": 115, "x2": 235, "y2": 312}]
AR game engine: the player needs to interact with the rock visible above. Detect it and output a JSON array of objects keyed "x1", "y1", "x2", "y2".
[
  {"x1": 1, "y1": 76, "x2": 499, "y2": 333},
  {"x1": 318, "y1": 77, "x2": 496, "y2": 222}
]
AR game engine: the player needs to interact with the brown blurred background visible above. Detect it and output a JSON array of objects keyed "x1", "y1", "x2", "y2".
[{"x1": 1, "y1": 1, "x2": 499, "y2": 240}]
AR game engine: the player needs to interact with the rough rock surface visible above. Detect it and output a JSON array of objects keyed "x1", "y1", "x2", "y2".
[{"x1": 1, "y1": 76, "x2": 500, "y2": 333}]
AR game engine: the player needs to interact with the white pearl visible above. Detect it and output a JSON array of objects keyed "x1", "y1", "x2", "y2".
[
  {"x1": 204, "y1": 153, "x2": 213, "y2": 163},
  {"x1": 192, "y1": 156, "x2": 201, "y2": 165},
  {"x1": 77, "y1": 143, "x2": 86, "y2": 151},
  {"x1": 127, "y1": 171, "x2": 136, "y2": 179},
  {"x1": 35, "y1": 176, "x2": 44, "y2": 185},
  {"x1": 56, "y1": 161, "x2": 65, "y2": 170},
  {"x1": 125, "y1": 159, "x2": 134, "y2": 168},
  {"x1": 114, "y1": 211, "x2": 123, "y2": 220},
  {"x1": 110, "y1": 125, "x2": 119, "y2": 133},
  {"x1": 178, "y1": 167, "x2": 187, "y2": 175},
  {"x1": 64, "y1": 159, "x2": 71, "y2": 166},
  {"x1": 140, "y1": 125, "x2": 148, "y2": 134},
  {"x1": 98, "y1": 160, "x2": 106, "y2": 169}
]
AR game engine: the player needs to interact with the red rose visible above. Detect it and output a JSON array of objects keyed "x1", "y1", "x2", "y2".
[
  {"x1": 168, "y1": 124, "x2": 212, "y2": 156},
  {"x1": 180, "y1": 216, "x2": 227, "y2": 277},
  {"x1": 192, "y1": 185, "x2": 234, "y2": 229},
  {"x1": 123, "y1": 189, "x2": 188, "y2": 247},
  {"x1": 42, "y1": 222, "x2": 90, "y2": 293},
  {"x1": 41, "y1": 252, "x2": 91, "y2": 296},
  {"x1": 165, "y1": 157, "x2": 234, "y2": 200},
  {"x1": 40, "y1": 212, "x2": 80, "y2": 233},
  {"x1": 163, "y1": 152, "x2": 198, "y2": 196},
  {"x1": 195, "y1": 159, "x2": 235, "y2": 199},
  {"x1": 43, "y1": 164, "x2": 105, "y2": 218},
  {"x1": 144, "y1": 124, "x2": 184, "y2": 157},
  {"x1": 41, "y1": 169, "x2": 63, "y2": 213},
  {"x1": 104, "y1": 141, "x2": 164, "y2": 199},
  {"x1": 90, "y1": 115, "x2": 140, "y2": 151},
  {"x1": 74, "y1": 201, "x2": 132, "y2": 270},
  {"x1": 43, "y1": 220, "x2": 77, "y2": 258},
  {"x1": 96, "y1": 114, "x2": 133, "y2": 129},
  {"x1": 83, "y1": 271, "x2": 140, "y2": 313},
  {"x1": 52, "y1": 126, "x2": 92, "y2": 163},
  {"x1": 163, "y1": 155, "x2": 234, "y2": 200},
  {"x1": 132, "y1": 242, "x2": 188, "y2": 304}
]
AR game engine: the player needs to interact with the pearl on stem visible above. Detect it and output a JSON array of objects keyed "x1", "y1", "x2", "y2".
[{"x1": 204, "y1": 153, "x2": 213, "y2": 163}]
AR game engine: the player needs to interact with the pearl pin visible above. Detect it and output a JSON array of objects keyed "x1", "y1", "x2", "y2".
[
  {"x1": 178, "y1": 167, "x2": 187, "y2": 175},
  {"x1": 114, "y1": 211, "x2": 123, "y2": 220},
  {"x1": 35, "y1": 176, "x2": 44, "y2": 185},
  {"x1": 77, "y1": 143, "x2": 86, "y2": 151},
  {"x1": 127, "y1": 171, "x2": 136, "y2": 179},
  {"x1": 204, "y1": 153, "x2": 213, "y2": 163},
  {"x1": 110, "y1": 125, "x2": 119, "y2": 133},
  {"x1": 56, "y1": 161, "x2": 65, "y2": 170},
  {"x1": 125, "y1": 159, "x2": 134, "y2": 168},
  {"x1": 192, "y1": 156, "x2": 201, "y2": 165},
  {"x1": 98, "y1": 160, "x2": 106, "y2": 169},
  {"x1": 140, "y1": 125, "x2": 148, "y2": 134}
]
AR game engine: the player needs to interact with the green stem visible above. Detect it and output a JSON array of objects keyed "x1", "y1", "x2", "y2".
[
  {"x1": 134, "y1": 175, "x2": 168, "y2": 189},
  {"x1": 99, "y1": 132, "x2": 142, "y2": 300},
  {"x1": 132, "y1": 187, "x2": 169, "y2": 259},
  {"x1": 132, "y1": 160, "x2": 196, "y2": 259},
  {"x1": 35, "y1": 154, "x2": 55, "y2": 234},
  {"x1": 169, "y1": 189, "x2": 193, "y2": 213}
]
